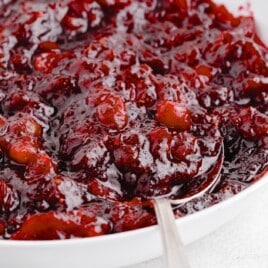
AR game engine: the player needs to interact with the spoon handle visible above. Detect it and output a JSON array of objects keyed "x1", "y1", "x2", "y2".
[{"x1": 154, "y1": 198, "x2": 191, "y2": 268}]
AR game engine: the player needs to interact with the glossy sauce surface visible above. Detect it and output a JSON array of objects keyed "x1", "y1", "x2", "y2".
[{"x1": 0, "y1": 0, "x2": 267, "y2": 240}]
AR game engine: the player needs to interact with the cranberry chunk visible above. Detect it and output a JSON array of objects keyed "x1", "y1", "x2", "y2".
[
  {"x1": 8, "y1": 137, "x2": 38, "y2": 165},
  {"x1": 11, "y1": 210, "x2": 112, "y2": 240},
  {"x1": 95, "y1": 94, "x2": 128, "y2": 130},
  {"x1": 156, "y1": 100, "x2": 191, "y2": 130}
]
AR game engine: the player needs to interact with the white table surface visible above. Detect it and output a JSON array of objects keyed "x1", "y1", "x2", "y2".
[{"x1": 127, "y1": 187, "x2": 268, "y2": 268}]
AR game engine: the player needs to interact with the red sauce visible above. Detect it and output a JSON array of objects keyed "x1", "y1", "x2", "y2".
[{"x1": 0, "y1": 0, "x2": 267, "y2": 240}]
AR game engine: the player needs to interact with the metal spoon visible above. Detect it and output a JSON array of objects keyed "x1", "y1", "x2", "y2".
[{"x1": 153, "y1": 145, "x2": 224, "y2": 268}]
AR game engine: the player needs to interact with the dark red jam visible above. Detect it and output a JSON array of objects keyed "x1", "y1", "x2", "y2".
[{"x1": 0, "y1": 0, "x2": 267, "y2": 240}]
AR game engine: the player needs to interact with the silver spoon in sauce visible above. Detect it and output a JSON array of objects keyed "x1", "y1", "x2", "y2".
[{"x1": 153, "y1": 144, "x2": 224, "y2": 268}]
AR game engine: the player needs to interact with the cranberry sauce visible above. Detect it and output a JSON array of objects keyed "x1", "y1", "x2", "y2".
[{"x1": 0, "y1": 0, "x2": 267, "y2": 239}]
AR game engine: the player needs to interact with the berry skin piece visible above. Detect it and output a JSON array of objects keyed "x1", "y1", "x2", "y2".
[
  {"x1": 26, "y1": 153, "x2": 55, "y2": 176},
  {"x1": 38, "y1": 41, "x2": 59, "y2": 52},
  {"x1": 0, "y1": 180, "x2": 19, "y2": 213},
  {"x1": 88, "y1": 178, "x2": 123, "y2": 201},
  {"x1": 155, "y1": 100, "x2": 191, "y2": 130},
  {"x1": 0, "y1": 221, "x2": 4, "y2": 236},
  {"x1": 34, "y1": 52, "x2": 72, "y2": 73}
]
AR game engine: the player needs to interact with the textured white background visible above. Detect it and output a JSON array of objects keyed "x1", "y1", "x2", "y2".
[{"x1": 127, "y1": 187, "x2": 268, "y2": 268}]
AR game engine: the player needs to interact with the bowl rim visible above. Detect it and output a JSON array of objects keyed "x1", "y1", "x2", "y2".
[{"x1": 1, "y1": 171, "x2": 267, "y2": 247}]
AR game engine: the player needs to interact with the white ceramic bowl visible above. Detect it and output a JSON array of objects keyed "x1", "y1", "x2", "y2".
[
  {"x1": 1, "y1": 173, "x2": 267, "y2": 268},
  {"x1": 0, "y1": 1, "x2": 267, "y2": 268}
]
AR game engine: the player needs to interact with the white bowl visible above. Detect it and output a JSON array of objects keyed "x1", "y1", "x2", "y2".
[
  {"x1": 0, "y1": 1, "x2": 267, "y2": 268},
  {"x1": 1, "y1": 173, "x2": 267, "y2": 268}
]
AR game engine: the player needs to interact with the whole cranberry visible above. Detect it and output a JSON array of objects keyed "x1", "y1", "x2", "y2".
[
  {"x1": 8, "y1": 137, "x2": 39, "y2": 165},
  {"x1": 95, "y1": 93, "x2": 128, "y2": 130},
  {"x1": 155, "y1": 100, "x2": 191, "y2": 130}
]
